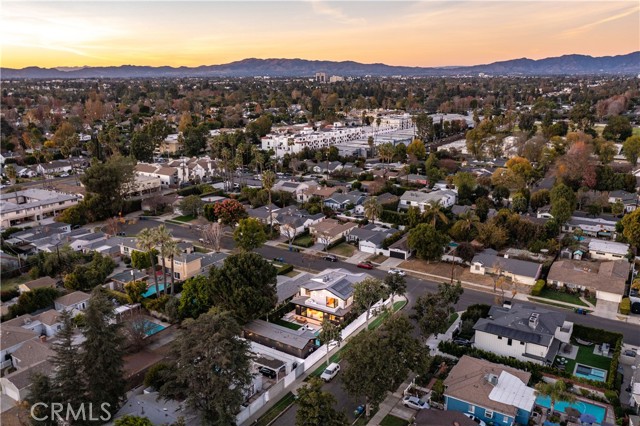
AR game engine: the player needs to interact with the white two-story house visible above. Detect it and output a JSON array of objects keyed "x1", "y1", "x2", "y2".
[
  {"x1": 398, "y1": 189, "x2": 457, "y2": 212},
  {"x1": 473, "y1": 304, "x2": 573, "y2": 366}
]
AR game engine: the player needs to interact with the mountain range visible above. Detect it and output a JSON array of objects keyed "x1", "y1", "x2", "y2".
[{"x1": 2, "y1": 52, "x2": 639, "y2": 79}]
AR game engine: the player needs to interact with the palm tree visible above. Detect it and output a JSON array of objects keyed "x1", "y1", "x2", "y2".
[
  {"x1": 137, "y1": 228, "x2": 159, "y2": 297},
  {"x1": 153, "y1": 225, "x2": 174, "y2": 295},
  {"x1": 164, "y1": 239, "x2": 180, "y2": 296},
  {"x1": 422, "y1": 201, "x2": 449, "y2": 228},
  {"x1": 262, "y1": 170, "x2": 276, "y2": 236},
  {"x1": 363, "y1": 197, "x2": 383, "y2": 223},
  {"x1": 457, "y1": 211, "x2": 480, "y2": 234},
  {"x1": 534, "y1": 380, "x2": 575, "y2": 416}
]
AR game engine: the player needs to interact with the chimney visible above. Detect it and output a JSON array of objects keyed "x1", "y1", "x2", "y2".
[
  {"x1": 40, "y1": 335, "x2": 46, "y2": 343},
  {"x1": 529, "y1": 313, "x2": 539, "y2": 330}
]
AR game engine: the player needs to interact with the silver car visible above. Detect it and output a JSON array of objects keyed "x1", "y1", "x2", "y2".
[{"x1": 402, "y1": 395, "x2": 428, "y2": 410}]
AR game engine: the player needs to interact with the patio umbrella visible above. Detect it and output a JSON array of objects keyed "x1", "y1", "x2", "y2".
[
  {"x1": 565, "y1": 407, "x2": 581, "y2": 417},
  {"x1": 579, "y1": 413, "x2": 598, "y2": 424}
]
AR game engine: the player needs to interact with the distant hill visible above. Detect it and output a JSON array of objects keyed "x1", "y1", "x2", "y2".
[{"x1": 2, "y1": 52, "x2": 639, "y2": 79}]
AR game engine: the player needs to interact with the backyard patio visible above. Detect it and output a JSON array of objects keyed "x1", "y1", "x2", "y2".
[{"x1": 554, "y1": 341, "x2": 612, "y2": 382}]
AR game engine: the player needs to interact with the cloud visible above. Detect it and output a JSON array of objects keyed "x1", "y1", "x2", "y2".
[
  {"x1": 561, "y1": 4, "x2": 639, "y2": 37},
  {"x1": 310, "y1": 0, "x2": 366, "y2": 25}
]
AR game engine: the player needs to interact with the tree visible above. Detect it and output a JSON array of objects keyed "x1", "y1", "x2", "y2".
[
  {"x1": 455, "y1": 242, "x2": 475, "y2": 263},
  {"x1": 384, "y1": 273, "x2": 406, "y2": 308},
  {"x1": 492, "y1": 168, "x2": 524, "y2": 191},
  {"x1": 603, "y1": 115, "x2": 632, "y2": 142},
  {"x1": 475, "y1": 222, "x2": 508, "y2": 250},
  {"x1": 534, "y1": 380, "x2": 576, "y2": 416},
  {"x1": 511, "y1": 193, "x2": 529, "y2": 213},
  {"x1": 262, "y1": 170, "x2": 276, "y2": 235},
  {"x1": 422, "y1": 201, "x2": 449, "y2": 228},
  {"x1": 4, "y1": 164, "x2": 16, "y2": 184},
  {"x1": 318, "y1": 319, "x2": 342, "y2": 367},
  {"x1": 296, "y1": 378, "x2": 348, "y2": 426},
  {"x1": 209, "y1": 253, "x2": 277, "y2": 324},
  {"x1": 52, "y1": 121, "x2": 80, "y2": 156},
  {"x1": 530, "y1": 189, "x2": 550, "y2": 211},
  {"x1": 115, "y1": 416, "x2": 153, "y2": 426},
  {"x1": 362, "y1": 197, "x2": 382, "y2": 223},
  {"x1": 82, "y1": 288, "x2": 126, "y2": 417},
  {"x1": 212, "y1": 199, "x2": 247, "y2": 226},
  {"x1": 550, "y1": 183, "x2": 577, "y2": 211},
  {"x1": 160, "y1": 310, "x2": 253, "y2": 426},
  {"x1": 611, "y1": 200, "x2": 625, "y2": 216},
  {"x1": 123, "y1": 314, "x2": 157, "y2": 352},
  {"x1": 411, "y1": 282, "x2": 463, "y2": 343},
  {"x1": 182, "y1": 124, "x2": 208, "y2": 156},
  {"x1": 131, "y1": 249, "x2": 153, "y2": 270},
  {"x1": 550, "y1": 198, "x2": 573, "y2": 224},
  {"x1": 179, "y1": 195, "x2": 204, "y2": 217},
  {"x1": 623, "y1": 135, "x2": 640, "y2": 166},
  {"x1": 414, "y1": 112, "x2": 435, "y2": 142},
  {"x1": 81, "y1": 156, "x2": 135, "y2": 220},
  {"x1": 125, "y1": 280, "x2": 147, "y2": 304},
  {"x1": 178, "y1": 275, "x2": 214, "y2": 319},
  {"x1": 130, "y1": 131, "x2": 154, "y2": 162},
  {"x1": 154, "y1": 225, "x2": 174, "y2": 295},
  {"x1": 49, "y1": 309, "x2": 85, "y2": 411},
  {"x1": 202, "y1": 222, "x2": 223, "y2": 252},
  {"x1": 353, "y1": 277, "x2": 388, "y2": 323},
  {"x1": 342, "y1": 315, "x2": 424, "y2": 417},
  {"x1": 408, "y1": 223, "x2": 449, "y2": 261},
  {"x1": 407, "y1": 139, "x2": 427, "y2": 161},
  {"x1": 138, "y1": 228, "x2": 160, "y2": 297},
  {"x1": 233, "y1": 217, "x2": 267, "y2": 251},
  {"x1": 621, "y1": 209, "x2": 640, "y2": 249},
  {"x1": 377, "y1": 142, "x2": 395, "y2": 163}
]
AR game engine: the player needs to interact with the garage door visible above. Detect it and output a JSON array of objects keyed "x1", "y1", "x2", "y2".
[{"x1": 389, "y1": 250, "x2": 406, "y2": 259}]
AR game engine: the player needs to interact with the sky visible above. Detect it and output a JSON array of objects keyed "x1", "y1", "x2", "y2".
[{"x1": 1, "y1": 1, "x2": 639, "y2": 69}]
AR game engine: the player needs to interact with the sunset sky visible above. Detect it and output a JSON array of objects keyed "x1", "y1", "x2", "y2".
[{"x1": 2, "y1": 1, "x2": 639, "y2": 69}]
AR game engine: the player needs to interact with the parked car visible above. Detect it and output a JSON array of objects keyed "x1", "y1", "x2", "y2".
[
  {"x1": 464, "y1": 414, "x2": 487, "y2": 426},
  {"x1": 324, "y1": 254, "x2": 338, "y2": 262},
  {"x1": 388, "y1": 268, "x2": 405, "y2": 276},
  {"x1": 258, "y1": 367, "x2": 276, "y2": 379},
  {"x1": 320, "y1": 363, "x2": 341, "y2": 382},
  {"x1": 402, "y1": 395, "x2": 429, "y2": 410},
  {"x1": 357, "y1": 261, "x2": 374, "y2": 270},
  {"x1": 453, "y1": 338, "x2": 472, "y2": 347},
  {"x1": 60, "y1": 173, "x2": 69, "y2": 177}
]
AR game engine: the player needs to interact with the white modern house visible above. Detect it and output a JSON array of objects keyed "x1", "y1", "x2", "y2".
[{"x1": 398, "y1": 189, "x2": 457, "y2": 212}]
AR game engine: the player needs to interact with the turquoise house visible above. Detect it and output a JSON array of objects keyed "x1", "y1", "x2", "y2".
[{"x1": 444, "y1": 356, "x2": 536, "y2": 426}]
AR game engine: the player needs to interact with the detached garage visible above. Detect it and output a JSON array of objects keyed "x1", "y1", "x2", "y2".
[{"x1": 389, "y1": 236, "x2": 414, "y2": 260}]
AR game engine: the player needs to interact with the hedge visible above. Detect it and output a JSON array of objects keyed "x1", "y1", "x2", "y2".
[
  {"x1": 530, "y1": 279, "x2": 546, "y2": 296},
  {"x1": 382, "y1": 230, "x2": 406, "y2": 249},
  {"x1": 380, "y1": 210, "x2": 408, "y2": 226},
  {"x1": 276, "y1": 264, "x2": 294, "y2": 275},
  {"x1": 326, "y1": 236, "x2": 346, "y2": 251},
  {"x1": 620, "y1": 297, "x2": 631, "y2": 315}
]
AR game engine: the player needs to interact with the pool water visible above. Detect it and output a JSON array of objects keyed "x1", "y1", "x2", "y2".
[
  {"x1": 574, "y1": 364, "x2": 607, "y2": 382},
  {"x1": 141, "y1": 320, "x2": 166, "y2": 336},
  {"x1": 535, "y1": 395, "x2": 605, "y2": 424}
]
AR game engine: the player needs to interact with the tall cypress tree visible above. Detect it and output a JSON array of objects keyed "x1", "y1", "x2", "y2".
[
  {"x1": 82, "y1": 288, "x2": 126, "y2": 417},
  {"x1": 51, "y1": 310, "x2": 86, "y2": 407}
]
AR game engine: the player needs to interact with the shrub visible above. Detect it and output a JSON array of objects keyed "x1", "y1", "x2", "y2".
[
  {"x1": 326, "y1": 236, "x2": 346, "y2": 250},
  {"x1": 531, "y1": 279, "x2": 546, "y2": 296},
  {"x1": 276, "y1": 264, "x2": 294, "y2": 275},
  {"x1": 380, "y1": 210, "x2": 408, "y2": 225},
  {"x1": 107, "y1": 290, "x2": 130, "y2": 306},
  {"x1": 620, "y1": 297, "x2": 631, "y2": 315},
  {"x1": 1, "y1": 288, "x2": 20, "y2": 302},
  {"x1": 144, "y1": 362, "x2": 170, "y2": 389},
  {"x1": 382, "y1": 230, "x2": 406, "y2": 249}
]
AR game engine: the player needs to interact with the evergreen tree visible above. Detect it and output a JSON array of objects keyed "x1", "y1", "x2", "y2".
[
  {"x1": 50, "y1": 310, "x2": 86, "y2": 410},
  {"x1": 82, "y1": 288, "x2": 126, "y2": 417},
  {"x1": 295, "y1": 378, "x2": 348, "y2": 426}
]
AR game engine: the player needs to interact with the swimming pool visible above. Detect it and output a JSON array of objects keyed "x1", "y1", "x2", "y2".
[
  {"x1": 574, "y1": 364, "x2": 607, "y2": 382},
  {"x1": 535, "y1": 395, "x2": 605, "y2": 424},
  {"x1": 142, "y1": 320, "x2": 166, "y2": 336}
]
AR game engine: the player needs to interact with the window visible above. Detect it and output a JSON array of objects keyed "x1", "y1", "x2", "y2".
[
  {"x1": 468, "y1": 405, "x2": 475, "y2": 414},
  {"x1": 497, "y1": 336, "x2": 502, "y2": 340},
  {"x1": 503, "y1": 417, "x2": 509, "y2": 423},
  {"x1": 174, "y1": 272, "x2": 181, "y2": 279},
  {"x1": 475, "y1": 265, "x2": 480, "y2": 271},
  {"x1": 507, "y1": 338, "x2": 513, "y2": 346},
  {"x1": 520, "y1": 341, "x2": 525, "y2": 345},
  {"x1": 485, "y1": 410, "x2": 494, "y2": 419},
  {"x1": 326, "y1": 297, "x2": 338, "y2": 308}
]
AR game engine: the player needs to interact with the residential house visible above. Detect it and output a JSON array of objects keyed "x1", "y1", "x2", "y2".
[
  {"x1": 562, "y1": 213, "x2": 618, "y2": 239},
  {"x1": 473, "y1": 304, "x2": 573, "y2": 365},
  {"x1": 0, "y1": 325, "x2": 38, "y2": 369},
  {"x1": 119, "y1": 237, "x2": 142, "y2": 257},
  {"x1": 376, "y1": 192, "x2": 399, "y2": 207},
  {"x1": 404, "y1": 174, "x2": 429, "y2": 186},
  {"x1": 470, "y1": 249, "x2": 542, "y2": 286},
  {"x1": 0, "y1": 151, "x2": 21, "y2": 165},
  {"x1": 243, "y1": 320, "x2": 318, "y2": 359},
  {"x1": 161, "y1": 252, "x2": 228, "y2": 281},
  {"x1": 247, "y1": 204, "x2": 280, "y2": 225},
  {"x1": 37, "y1": 160, "x2": 73, "y2": 177},
  {"x1": 312, "y1": 161, "x2": 343, "y2": 174},
  {"x1": 588, "y1": 240, "x2": 630, "y2": 261},
  {"x1": 398, "y1": 189, "x2": 457, "y2": 212},
  {"x1": 110, "y1": 269, "x2": 149, "y2": 291},
  {"x1": 273, "y1": 180, "x2": 318, "y2": 203},
  {"x1": 0, "y1": 359, "x2": 51, "y2": 402},
  {"x1": 388, "y1": 235, "x2": 414, "y2": 260},
  {"x1": 299, "y1": 185, "x2": 342, "y2": 203},
  {"x1": 291, "y1": 268, "x2": 371, "y2": 324},
  {"x1": 547, "y1": 259, "x2": 629, "y2": 309},
  {"x1": 135, "y1": 163, "x2": 179, "y2": 188},
  {"x1": 10, "y1": 339, "x2": 54, "y2": 370},
  {"x1": 414, "y1": 410, "x2": 477, "y2": 426},
  {"x1": 54, "y1": 291, "x2": 90, "y2": 314},
  {"x1": 157, "y1": 133, "x2": 182, "y2": 154},
  {"x1": 276, "y1": 207, "x2": 325, "y2": 239},
  {"x1": 608, "y1": 190, "x2": 638, "y2": 212},
  {"x1": 18, "y1": 276, "x2": 57, "y2": 294},
  {"x1": 68, "y1": 231, "x2": 107, "y2": 251},
  {"x1": 0, "y1": 189, "x2": 80, "y2": 228},
  {"x1": 323, "y1": 191, "x2": 366, "y2": 211},
  {"x1": 13, "y1": 165, "x2": 38, "y2": 178},
  {"x1": 347, "y1": 225, "x2": 396, "y2": 255},
  {"x1": 309, "y1": 219, "x2": 358, "y2": 247},
  {"x1": 443, "y1": 355, "x2": 536, "y2": 426}
]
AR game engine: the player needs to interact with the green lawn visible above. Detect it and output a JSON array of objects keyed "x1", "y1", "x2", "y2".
[
  {"x1": 558, "y1": 343, "x2": 613, "y2": 379},
  {"x1": 194, "y1": 245, "x2": 212, "y2": 253},
  {"x1": 254, "y1": 392, "x2": 296, "y2": 426},
  {"x1": 293, "y1": 234, "x2": 314, "y2": 247},
  {"x1": 446, "y1": 312, "x2": 459, "y2": 329},
  {"x1": 273, "y1": 318, "x2": 302, "y2": 330},
  {"x1": 368, "y1": 300, "x2": 408, "y2": 330},
  {"x1": 1, "y1": 274, "x2": 30, "y2": 292},
  {"x1": 538, "y1": 288, "x2": 588, "y2": 306},
  {"x1": 528, "y1": 298, "x2": 576, "y2": 310},
  {"x1": 633, "y1": 127, "x2": 640, "y2": 136},
  {"x1": 328, "y1": 242, "x2": 356, "y2": 257},
  {"x1": 381, "y1": 415, "x2": 409, "y2": 426},
  {"x1": 172, "y1": 214, "x2": 196, "y2": 223}
]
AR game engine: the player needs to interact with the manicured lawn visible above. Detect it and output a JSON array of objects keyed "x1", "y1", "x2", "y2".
[
  {"x1": 273, "y1": 318, "x2": 302, "y2": 330},
  {"x1": 293, "y1": 234, "x2": 314, "y2": 247},
  {"x1": 1, "y1": 274, "x2": 30, "y2": 292},
  {"x1": 538, "y1": 288, "x2": 588, "y2": 306},
  {"x1": 381, "y1": 414, "x2": 409, "y2": 426},
  {"x1": 328, "y1": 242, "x2": 356, "y2": 257},
  {"x1": 172, "y1": 214, "x2": 196, "y2": 223},
  {"x1": 194, "y1": 245, "x2": 212, "y2": 253},
  {"x1": 254, "y1": 392, "x2": 296, "y2": 426},
  {"x1": 558, "y1": 343, "x2": 612, "y2": 378},
  {"x1": 367, "y1": 300, "x2": 407, "y2": 330},
  {"x1": 528, "y1": 298, "x2": 575, "y2": 310},
  {"x1": 367, "y1": 254, "x2": 388, "y2": 264}
]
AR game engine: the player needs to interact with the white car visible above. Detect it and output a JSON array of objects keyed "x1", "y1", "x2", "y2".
[
  {"x1": 464, "y1": 414, "x2": 487, "y2": 426},
  {"x1": 320, "y1": 363, "x2": 341, "y2": 382},
  {"x1": 60, "y1": 173, "x2": 69, "y2": 177},
  {"x1": 402, "y1": 395, "x2": 429, "y2": 410},
  {"x1": 388, "y1": 269, "x2": 406, "y2": 277}
]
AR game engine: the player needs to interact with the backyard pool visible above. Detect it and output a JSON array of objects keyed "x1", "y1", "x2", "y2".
[
  {"x1": 535, "y1": 395, "x2": 606, "y2": 424},
  {"x1": 574, "y1": 364, "x2": 607, "y2": 382},
  {"x1": 142, "y1": 320, "x2": 166, "y2": 336}
]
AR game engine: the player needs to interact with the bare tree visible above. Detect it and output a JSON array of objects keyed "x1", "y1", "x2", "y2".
[
  {"x1": 106, "y1": 217, "x2": 120, "y2": 236},
  {"x1": 202, "y1": 222, "x2": 223, "y2": 253},
  {"x1": 281, "y1": 223, "x2": 298, "y2": 250},
  {"x1": 123, "y1": 315, "x2": 156, "y2": 353},
  {"x1": 318, "y1": 231, "x2": 332, "y2": 252}
]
